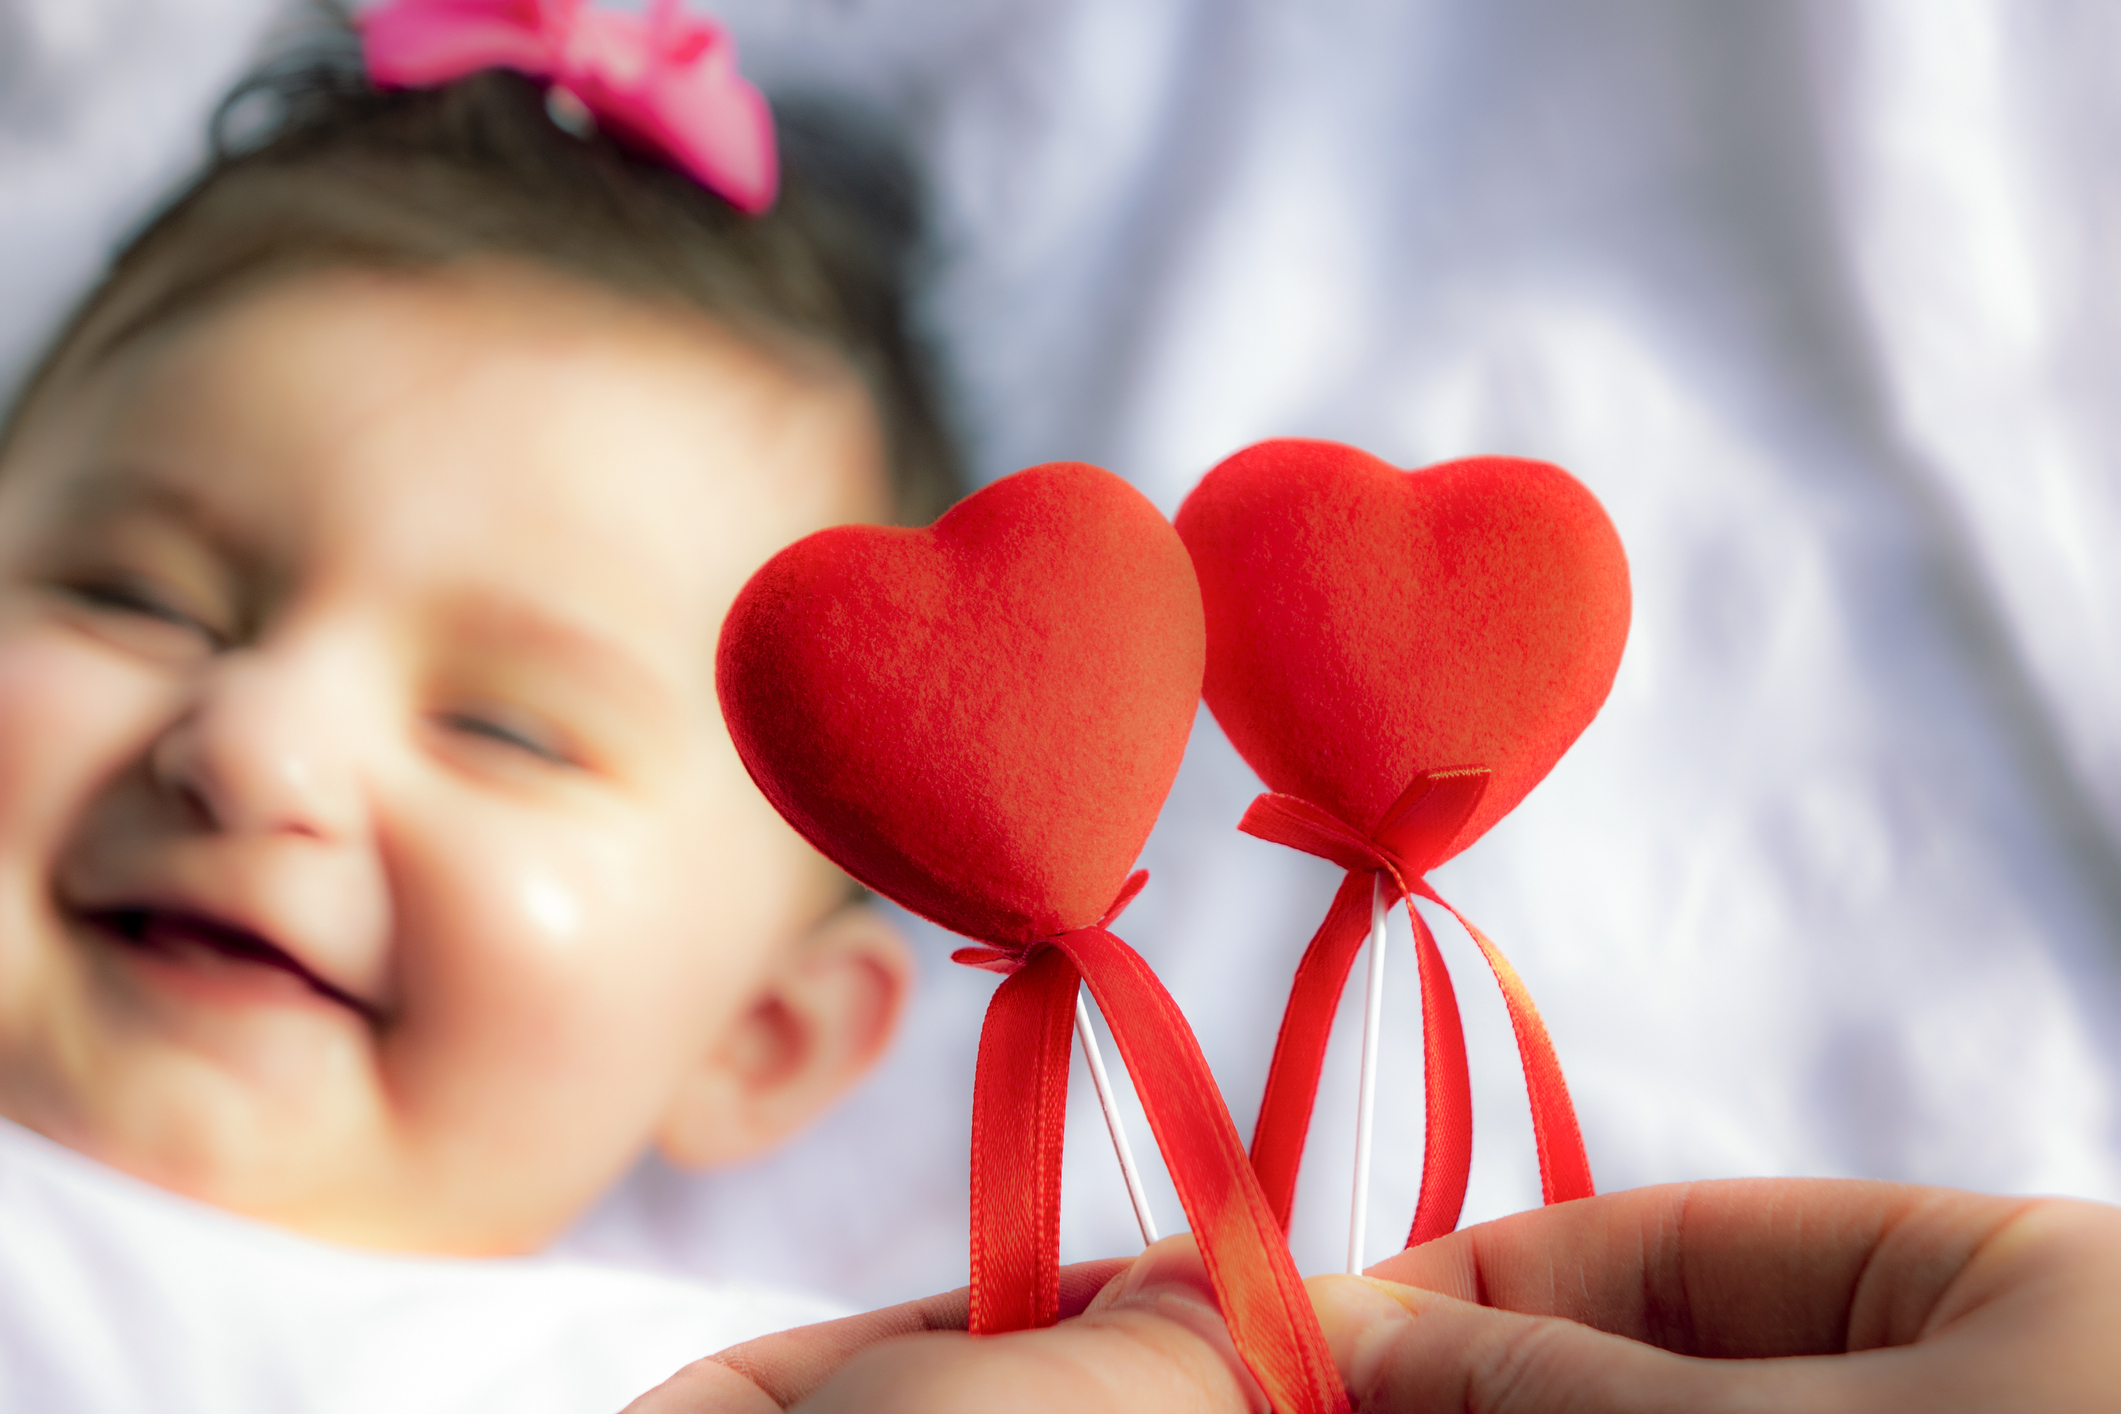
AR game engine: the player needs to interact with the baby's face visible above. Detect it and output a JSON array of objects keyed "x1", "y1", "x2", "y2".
[{"x1": 0, "y1": 265, "x2": 896, "y2": 1252}]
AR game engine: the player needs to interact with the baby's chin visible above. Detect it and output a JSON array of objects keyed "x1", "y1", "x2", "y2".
[
  {"x1": 2, "y1": 1065, "x2": 612, "y2": 1258},
  {"x1": 111, "y1": 1137, "x2": 599, "y2": 1258},
  {"x1": 0, "y1": 922, "x2": 671, "y2": 1256}
]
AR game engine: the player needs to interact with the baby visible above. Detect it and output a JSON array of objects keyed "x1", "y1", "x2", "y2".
[
  {"x1": 0, "y1": 11, "x2": 974, "y2": 1406},
  {"x1": 0, "y1": 9, "x2": 985, "y2": 1249}
]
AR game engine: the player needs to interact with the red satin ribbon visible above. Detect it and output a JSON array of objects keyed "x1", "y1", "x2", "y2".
[
  {"x1": 1243, "y1": 769, "x2": 1593, "y2": 1247},
  {"x1": 954, "y1": 876, "x2": 1349, "y2": 1414}
]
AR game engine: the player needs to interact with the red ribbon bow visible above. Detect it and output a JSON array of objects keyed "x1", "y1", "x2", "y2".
[
  {"x1": 1243, "y1": 769, "x2": 1593, "y2": 1245},
  {"x1": 360, "y1": 0, "x2": 779, "y2": 213},
  {"x1": 953, "y1": 874, "x2": 1348, "y2": 1414}
]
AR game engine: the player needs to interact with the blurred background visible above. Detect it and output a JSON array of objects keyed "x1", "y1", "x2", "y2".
[{"x1": 6, "y1": 0, "x2": 2119, "y2": 1309}]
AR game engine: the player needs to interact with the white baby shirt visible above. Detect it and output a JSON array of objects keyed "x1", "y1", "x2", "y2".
[{"x1": 0, "y1": 1119, "x2": 844, "y2": 1414}]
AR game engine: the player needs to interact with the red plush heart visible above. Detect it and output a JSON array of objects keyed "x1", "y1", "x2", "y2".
[
  {"x1": 1175, "y1": 440, "x2": 1629, "y2": 861},
  {"x1": 716, "y1": 462, "x2": 1205, "y2": 945}
]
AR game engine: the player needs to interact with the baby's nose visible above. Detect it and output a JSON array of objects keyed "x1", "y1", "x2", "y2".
[{"x1": 150, "y1": 646, "x2": 369, "y2": 841}]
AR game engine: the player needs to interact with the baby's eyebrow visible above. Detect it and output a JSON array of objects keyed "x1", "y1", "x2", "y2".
[
  {"x1": 443, "y1": 592, "x2": 684, "y2": 730},
  {"x1": 60, "y1": 465, "x2": 258, "y2": 561}
]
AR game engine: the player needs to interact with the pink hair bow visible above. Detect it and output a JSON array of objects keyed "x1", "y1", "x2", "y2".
[{"x1": 360, "y1": 0, "x2": 778, "y2": 213}]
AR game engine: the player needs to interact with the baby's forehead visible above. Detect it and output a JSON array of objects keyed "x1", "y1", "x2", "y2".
[
  {"x1": 104, "y1": 263, "x2": 884, "y2": 498},
  {"x1": 12, "y1": 264, "x2": 890, "y2": 693},
  {"x1": 22, "y1": 251, "x2": 876, "y2": 450}
]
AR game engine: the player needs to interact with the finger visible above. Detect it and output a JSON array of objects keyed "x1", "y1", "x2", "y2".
[
  {"x1": 1308, "y1": 1274, "x2": 1874, "y2": 1414},
  {"x1": 707, "y1": 1284, "x2": 969, "y2": 1408},
  {"x1": 1083, "y1": 1233, "x2": 1269, "y2": 1411},
  {"x1": 619, "y1": 1355, "x2": 775, "y2": 1414},
  {"x1": 627, "y1": 1257, "x2": 1131, "y2": 1411},
  {"x1": 796, "y1": 1235, "x2": 1264, "y2": 1414},
  {"x1": 1363, "y1": 1178, "x2": 2030, "y2": 1356}
]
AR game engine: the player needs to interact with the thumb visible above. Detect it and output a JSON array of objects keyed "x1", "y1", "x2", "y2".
[{"x1": 1306, "y1": 1274, "x2": 1854, "y2": 1414}]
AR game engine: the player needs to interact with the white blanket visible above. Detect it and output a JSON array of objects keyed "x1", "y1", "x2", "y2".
[{"x1": 5, "y1": 0, "x2": 2120, "y2": 1355}]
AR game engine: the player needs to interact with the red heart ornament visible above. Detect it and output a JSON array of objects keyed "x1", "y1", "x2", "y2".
[
  {"x1": 1175, "y1": 439, "x2": 1630, "y2": 858},
  {"x1": 1176, "y1": 439, "x2": 1628, "y2": 1248},
  {"x1": 717, "y1": 462, "x2": 1350, "y2": 1414},
  {"x1": 717, "y1": 461, "x2": 1203, "y2": 944}
]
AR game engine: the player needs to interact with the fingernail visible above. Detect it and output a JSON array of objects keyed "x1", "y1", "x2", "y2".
[
  {"x1": 1097, "y1": 1238, "x2": 1271, "y2": 1414},
  {"x1": 1309, "y1": 1274, "x2": 1429, "y2": 1335},
  {"x1": 1307, "y1": 1275, "x2": 1427, "y2": 1394},
  {"x1": 1103, "y1": 1240, "x2": 1218, "y2": 1312}
]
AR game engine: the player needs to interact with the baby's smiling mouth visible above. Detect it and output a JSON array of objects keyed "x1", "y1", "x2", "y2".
[{"x1": 85, "y1": 907, "x2": 385, "y2": 1024}]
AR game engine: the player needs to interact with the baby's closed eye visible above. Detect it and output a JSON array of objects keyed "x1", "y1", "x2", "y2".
[
  {"x1": 48, "y1": 570, "x2": 232, "y2": 659},
  {"x1": 67, "y1": 574, "x2": 222, "y2": 636},
  {"x1": 432, "y1": 705, "x2": 577, "y2": 768}
]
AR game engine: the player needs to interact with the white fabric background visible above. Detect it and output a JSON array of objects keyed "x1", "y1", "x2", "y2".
[{"x1": 5, "y1": 0, "x2": 2120, "y2": 1322}]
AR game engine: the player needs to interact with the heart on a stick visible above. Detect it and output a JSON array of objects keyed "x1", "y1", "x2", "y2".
[
  {"x1": 718, "y1": 461, "x2": 1351, "y2": 1413},
  {"x1": 717, "y1": 461, "x2": 1203, "y2": 944},
  {"x1": 1175, "y1": 439, "x2": 1630, "y2": 855},
  {"x1": 1176, "y1": 438, "x2": 1630, "y2": 1250}
]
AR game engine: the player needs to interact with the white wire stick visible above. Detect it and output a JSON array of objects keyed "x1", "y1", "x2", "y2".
[
  {"x1": 1075, "y1": 993, "x2": 1159, "y2": 1247},
  {"x1": 1348, "y1": 873, "x2": 1390, "y2": 1276}
]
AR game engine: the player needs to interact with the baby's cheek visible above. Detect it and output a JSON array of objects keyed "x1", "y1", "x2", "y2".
[
  {"x1": 375, "y1": 767, "x2": 814, "y2": 1123},
  {"x1": 0, "y1": 626, "x2": 170, "y2": 853},
  {"x1": 365, "y1": 774, "x2": 827, "y2": 1243},
  {"x1": 367, "y1": 819, "x2": 695, "y2": 1222},
  {"x1": 0, "y1": 626, "x2": 179, "y2": 1086},
  {"x1": 379, "y1": 805, "x2": 725, "y2": 1126}
]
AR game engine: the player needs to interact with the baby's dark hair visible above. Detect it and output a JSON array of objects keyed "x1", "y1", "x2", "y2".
[{"x1": 1, "y1": 36, "x2": 962, "y2": 524}]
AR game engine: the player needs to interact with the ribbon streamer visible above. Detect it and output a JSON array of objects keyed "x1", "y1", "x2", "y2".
[
  {"x1": 955, "y1": 878, "x2": 1348, "y2": 1414},
  {"x1": 1243, "y1": 769, "x2": 1593, "y2": 1247}
]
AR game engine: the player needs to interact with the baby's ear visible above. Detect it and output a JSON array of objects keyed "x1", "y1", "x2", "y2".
[{"x1": 654, "y1": 900, "x2": 911, "y2": 1170}]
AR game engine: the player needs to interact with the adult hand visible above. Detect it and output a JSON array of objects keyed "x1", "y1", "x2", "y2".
[
  {"x1": 1309, "y1": 1178, "x2": 2121, "y2": 1412},
  {"x1": 621, "y1": 1238, "x2": 1263, "y2": 1414}
]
